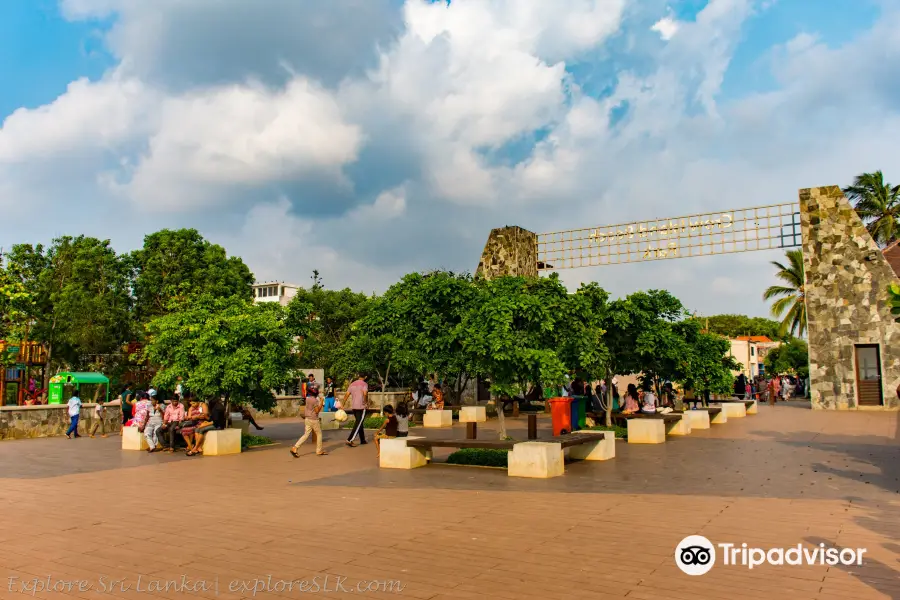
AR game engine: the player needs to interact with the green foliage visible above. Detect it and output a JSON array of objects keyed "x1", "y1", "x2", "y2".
[
  {"x1": 702, "y1": 314, "x2": 791, "y2": 341},
  {"x1": 0, "y1": 251, "x2": 32, "y2": 346},
  {"x1": 5, "y1": 237, "x2": 133, "y2": 378},
  {"x1": 286, "y1": 285, "x2": 370, "y2": 376},
  {"x1": 131, "y1": 229, "x2": 253, "y2": 322},
  {"x1": 765, "y1": 338, "x2": 809, "y2": 378},
  {"x1": 241, "y1": 434, "x2": 274, "y2": 449},
  {"x1": 763, "y1": 249, "x2": 807, "y2": 337},
  {"x1": 677, "y1": 319, "x2": 741, "y2": 396},
  {"x1": 843, "y1": 170, "x2": 900, "y2": 246},
  {"x1": 340, "y1": 416, "x2": 387, "y2": 429},
  {"x1": 462, "y1": 274, "x2": 573, "y2": 399},
  {"x1": 144, "y1": 295, "x2": 302, "y2": 411},
  {"x1": 588, "y1": 424, "x2": 627, "y2": 439},
  {"x1": 446, "y1": 448, "x2": 509, "y2": 468},
  {"x1": 890, "y1": 283, "x2": 900, "y2": 322}
]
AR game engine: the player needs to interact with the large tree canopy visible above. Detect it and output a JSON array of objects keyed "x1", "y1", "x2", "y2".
[
  {"x1": 144, "y1": 295, "x2": 304, "y2": 411},
  {"x1": 131, "y1": 228, "x2": 254, "y2": 322},
  {"x1": 702, "y1": 314, "x2": 791, "y2": 341},
  {"x1": 765, "y1": 338, "x2": 809, "y2": 379}
]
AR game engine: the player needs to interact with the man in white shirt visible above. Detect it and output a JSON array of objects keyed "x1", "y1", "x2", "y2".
[{"x1": 66, "y1": 393, "x2": 83, "y2": 439}]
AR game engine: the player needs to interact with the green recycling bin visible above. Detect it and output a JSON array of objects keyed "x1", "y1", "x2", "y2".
[{"x1": 570, "y1": 395, "x2": 587, "y2": 431}]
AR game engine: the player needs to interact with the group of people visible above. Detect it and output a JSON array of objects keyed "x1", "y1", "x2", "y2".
[
  {"x1": 289, "y1": 373, "x2": 416, "y2": 459},
  {"x1": 734, "y1": 372, "x2": 805, "y2": 405}
]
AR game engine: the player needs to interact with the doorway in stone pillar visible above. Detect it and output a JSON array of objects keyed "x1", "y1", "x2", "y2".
[{"x1": 855, "y1": 344, "x2": 884, "y2": 406}]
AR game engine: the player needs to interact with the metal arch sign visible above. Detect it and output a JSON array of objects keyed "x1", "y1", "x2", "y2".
[{"x1": 536, "y1": 203, "x2": 802, "y2": 270}]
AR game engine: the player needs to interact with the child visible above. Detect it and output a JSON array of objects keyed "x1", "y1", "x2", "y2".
[
  {"x1": 89, "y1": 399, "x2": 107, "y2": 438},
  {"x1": 374, "y1": 405, "x2": 399, "y2": 458},
  {"x1": 395, "y1": 402, "x2": 410, "y2": 438}
]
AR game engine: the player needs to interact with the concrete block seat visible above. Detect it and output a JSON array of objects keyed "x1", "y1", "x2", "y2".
[
  {"x1": 319, "y1": 411, "x2": 340, "y2": 431},
  {"x1": 202, "y1": 428, "x2": 242, "y2": 456},
  {"x1": 423, "y1": 410, "x2": 453, "y2": 428},
  {"x1": 459, "y1": 406, "x2": 487, "y2": 423},
  {"x1": 379, "y1": 432, "x2": 613, "y2": 478},
  {"x1": 714, "y1": 402, "x2": 747, "y2": 419},
  {"x1": 122, "y1": 426, "x2": 149, "y2": 451}
]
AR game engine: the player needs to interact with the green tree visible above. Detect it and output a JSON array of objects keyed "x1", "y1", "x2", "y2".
[
  {"x1": 333, "y1": 294, "x2": 418, "y2": 392},
  {"x1": 0, "y1": 251, "x2": 32, "y2": 344},
  {"x1": 460, "y1": 274, "x2": 571, "y2": 438},
  {"x1": 144, "y1": 295, "x2": 304, "y2": 412},
  {"x1": 763, "y1": 249, "x2": 807, "y2": 337},
  {"x1": 377, "y1": 271, "x2": 480, "y2": 402},
  {"x1": 678, "y1": 326, "x2": 740, "y2": 401},
  {"x1": 286, "y1": 286, "x2": 370, "y2": 377},
  {"x1": 889, "y1": 283, "x2": 900, "y2": 322},
  {"x1": 131, "y1": 229, "x2": 253, "y2": 322},
  {"x1": 5, "y1": 237, "x2": 132, "y2": 386},
  {"x1": 764, "y1": 338, "x2": 809, "y2": 378},
  {"x1": 702, "y1": 314, "x2": 790, "y2": 341},
  {"x1": 843, "y1": 170, "x2": 900, "y2": 246}
]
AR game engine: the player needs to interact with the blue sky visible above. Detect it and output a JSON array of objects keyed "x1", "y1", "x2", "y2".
[{"x1": 1, "y1": 0, "x2": 898, "y2": 318}]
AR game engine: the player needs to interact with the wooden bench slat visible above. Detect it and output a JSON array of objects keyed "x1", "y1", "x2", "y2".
[{"x1": 406, "y1": 439, "x2": 518, "y2": 450}]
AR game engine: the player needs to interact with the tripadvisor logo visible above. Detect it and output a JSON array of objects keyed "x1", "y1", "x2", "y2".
[{"x1": 675, "y1": 536, "x2": 867, "y2": 575}]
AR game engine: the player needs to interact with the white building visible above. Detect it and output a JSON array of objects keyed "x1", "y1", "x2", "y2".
[{"x1": 252, "y1": 282, "x2": 300, "y2": 307}]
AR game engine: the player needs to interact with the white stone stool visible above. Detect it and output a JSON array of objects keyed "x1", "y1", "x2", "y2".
[
  {"x1": 566, "y1": 432, "x2": 615, "y2": 461},
  {"x1": 202, "y1": 429, "x2": 242, "y2": 456},
  {"x1": 423, "y1": 410, "x2": 452, "y2": 428},
  {"x1": 627, "y1": 418, "x2": 666, "y2": 444},
  {"x1": 746, "y1": 400, "x2": 758, "y2": 415},
  {"x1": 508, "y1": 442, "x2": 564, "y2": 478},
  {"x1": 720, "y1": 402, "x2": 747, "y2": 418},
  {"x1": 685, "y1": 410, "x2": 711, "y2": 429},
  {"x1": 379, "y1": 436, "x2": 429, "y2": 469},
  {"x1": 665, "y1": 415, "x2": 692, "y2": 436},
  {"x1": 459, "y1": 406, "x2": 487, "y2": 423},
  {"x1": 121, "y1": 426, "x2": 149, "y2": 451}
]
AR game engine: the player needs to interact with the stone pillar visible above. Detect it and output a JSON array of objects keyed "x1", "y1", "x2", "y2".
[
  {"x1": 800, "y1": 185, "x2": 900, "y2": 410},
  {"x1": 475, "y1": 226, "x2": 539, "y2": 280}
]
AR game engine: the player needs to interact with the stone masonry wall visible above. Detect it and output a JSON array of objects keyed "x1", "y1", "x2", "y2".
[
  {"x1": 800, "y1": 185, "x2": 900, "y2": 410},
  {"x1": 475, "y1": 226, "x2": 538, "y2": 280},
  {"x1": 0, "y1": 404, "x2": 122, "y2": 440}
]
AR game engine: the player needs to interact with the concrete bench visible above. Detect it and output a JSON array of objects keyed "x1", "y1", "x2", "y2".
[
  {"x1": 459, "y1": 406, "x2": 487, "y2": 423},
  {"x1": 122, "y1": 426, "x2": 149, "y2": 451},
  {"x1": 202, "y1": 428, "x2": 242, "y2": 456},
  {"x1": 625, "y1": 418, "x2": 665, "y2": 443},
  {"x1": 423, "y1": 410, "x2": 453, "y2": 428},
  {"x1": 745, "y1": 400, "x2": 758, "y2": 415},
  {"x1": 564, "y1": 431, "x2": 615, "y2": 461},
  {"x1": 716, "y1": 402, "x2": 747, "y2": 419}
]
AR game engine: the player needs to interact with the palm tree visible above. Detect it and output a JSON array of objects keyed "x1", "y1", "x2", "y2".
[
  {"x1": 763, "y1": 249, "x2": 806, "y2": 337},
  {"x1": 843, "y1": 171, "x2": 900, "y2": 246}
]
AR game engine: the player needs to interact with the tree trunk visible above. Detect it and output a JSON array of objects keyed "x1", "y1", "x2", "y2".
[
  {"x1": 42, "y1": 342, "x2": 53, "y2": 391},
  {"x1": 605, "y1": 366, "x2": 613, "y2": 428},
  {"x1": 495, "y1": 397, "x2": 508, "y2": 440}
]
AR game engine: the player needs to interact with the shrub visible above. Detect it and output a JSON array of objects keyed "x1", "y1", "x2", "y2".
[
  {"x1": 241, "y1": 434, "x2": 273, "y2": 449},
  {"x1": 446, "y1": 448, "x2": 509, "y2": 468}
]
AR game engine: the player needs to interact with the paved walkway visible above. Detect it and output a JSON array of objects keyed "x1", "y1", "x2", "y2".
[{"x1": 0, "y1": 403, "x2": 897, "y2": 599}]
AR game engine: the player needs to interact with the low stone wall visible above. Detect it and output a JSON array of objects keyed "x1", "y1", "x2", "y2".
[
  {"x1": 0, "y1": 404, "x2": 122, "y2": 441},
  {"x1": 260, "y1": 391, "x2": 414, "y2": 419}
]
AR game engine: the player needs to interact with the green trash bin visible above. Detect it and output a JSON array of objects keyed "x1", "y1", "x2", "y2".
[{"x1": 570, "y1": 395, "x2": 587, "y2": 431}]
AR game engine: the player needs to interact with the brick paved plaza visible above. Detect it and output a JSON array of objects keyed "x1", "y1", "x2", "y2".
[{"x1": 0, "y1": 403, "x2": 898, "y2": 600}]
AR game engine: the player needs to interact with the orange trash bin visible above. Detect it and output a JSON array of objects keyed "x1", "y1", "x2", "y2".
[{"x1": 548, "y1": 397, "x2": 574, "y2": 436}]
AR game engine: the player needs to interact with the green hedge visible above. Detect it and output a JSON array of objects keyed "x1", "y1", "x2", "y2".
[
  {"x1": 241, "y1": 434, "x2": 273, "y2": 449},
  {"x1": 339, "y1": 416, "x2": 417, "y2": 429},
  {"x1": 446, "y1": 448, "x2": 509, "y2": 468},
  {"x1": 588, "y1": 425, "x2": 627, "y2": 439}
]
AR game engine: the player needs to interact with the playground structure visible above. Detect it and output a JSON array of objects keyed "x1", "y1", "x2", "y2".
[{"x1": 0, "y1": 341, "x2": 48, "y2": 406}]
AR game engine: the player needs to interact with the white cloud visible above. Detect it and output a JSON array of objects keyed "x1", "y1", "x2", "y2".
[
  {"x1": 651, "y1": 16, "x2": 680, "y2": 41},
  {"x1": 2, "y1": 0, "x2": 900, "y2": 320}
]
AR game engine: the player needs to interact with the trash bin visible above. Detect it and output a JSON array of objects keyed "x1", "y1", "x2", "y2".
[
  {"x1": 571, "y1": 396, "x2": 587, "y2": 431},
  {"x1": 549, "y1": 397, "x2": 573, "y2": 436}
]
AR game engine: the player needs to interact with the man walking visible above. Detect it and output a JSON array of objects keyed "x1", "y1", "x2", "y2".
[
  {"x1": 290, "y1": 386, "x2": 327, "y2": 457},
  {"x1": 344, "y1": 375, "x2": 369, "y2": 447},
  {"x1": 66, "y1": 392, "x2": 82, "y2": 439}
]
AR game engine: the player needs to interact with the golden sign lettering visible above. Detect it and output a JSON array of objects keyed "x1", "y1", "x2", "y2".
[{"x1": 589, "y1": 213, "x2": 734, "y2": 246}]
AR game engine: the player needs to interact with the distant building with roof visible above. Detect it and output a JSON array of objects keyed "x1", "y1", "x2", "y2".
[
  {"x1": 251, "y1": 282, "x2": 300, "y2": 307},
  {"x1": 728, "y1": 335, "x2": 782, "y2": 378}
]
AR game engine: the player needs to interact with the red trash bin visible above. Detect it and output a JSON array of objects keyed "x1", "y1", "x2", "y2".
[{"x1": 548, "y1": 397, "x2": 574, "y2": 436}]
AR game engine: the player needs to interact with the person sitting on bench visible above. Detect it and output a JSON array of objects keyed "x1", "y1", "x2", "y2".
[
  {"x1": 640, "y1": 388, "x2": 657, "y2": 414},
  {"x1": 622, "y1": 384, "x2": 640, "y2": 414}
]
